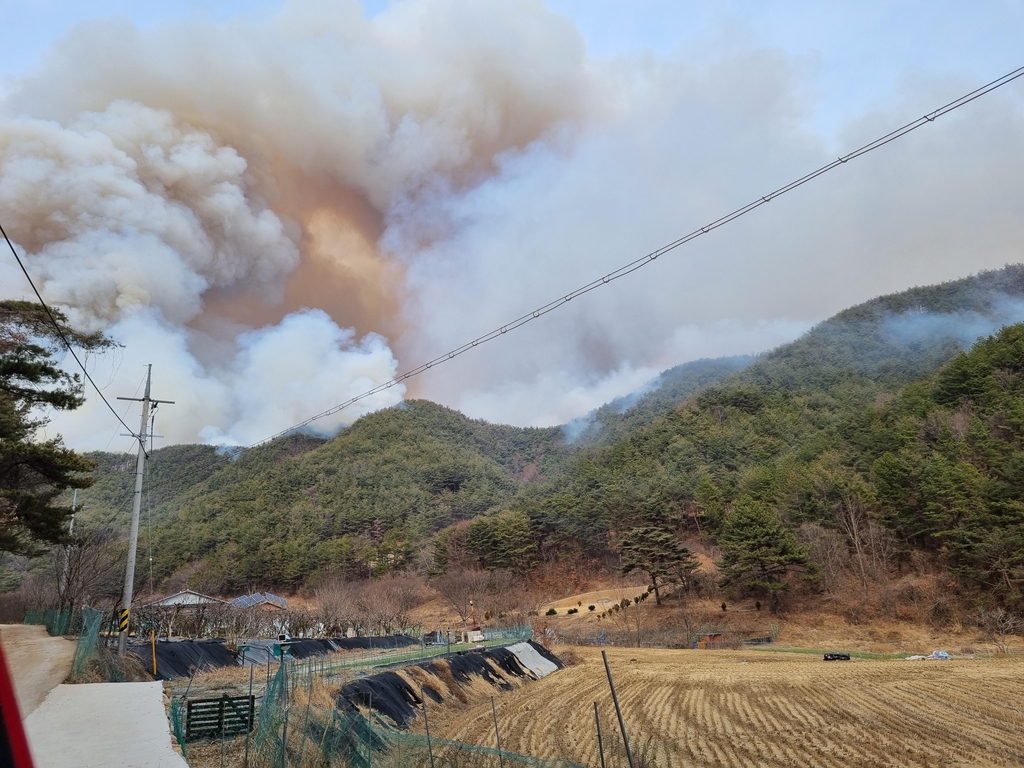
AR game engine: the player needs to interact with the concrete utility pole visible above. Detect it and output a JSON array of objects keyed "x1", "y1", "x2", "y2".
[
  {"x1": 116, "y1": 365, "x2": 173, "y2": 655},
  {"x1": 59, "y1": 490, "x2": 78, "y2": 600}
]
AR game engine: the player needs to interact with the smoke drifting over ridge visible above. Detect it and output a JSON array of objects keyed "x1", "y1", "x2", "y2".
[{"x1": 3, "y1": 0, "x2": 1024, "y2": 447}]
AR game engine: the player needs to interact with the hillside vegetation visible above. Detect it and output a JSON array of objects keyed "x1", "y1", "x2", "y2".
[
  {"x1": 514, "y1": 266, "x2": 1024, "y2": 606},
  {"x1": 136, "y1": 403, "x2": 571, "y2": 590},
  {"x1": 60, "y1": 266, "x2": 1024, "y2": 605}
]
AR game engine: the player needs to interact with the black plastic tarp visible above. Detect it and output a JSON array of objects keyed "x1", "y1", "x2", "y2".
[
  {"x1": 438, "y1": 650, "x2": 513, "y2": 690},
  {"x1": 285, "y1": 639, "x2": 331, "y2": 659},
  {"x1": 131, "y1": 639, "x2": 237, "y2": 680},
  {"x1": 485, "y1": 647, "x2": 530, "y2": 679},
  {"x1": 330, "y1": 635, "x2": 419, "y2": 651},
  {"x1": 333, "y1": 644, "x2": 566, "y2": 728},
  {"x1": 337, "y1": 671, "x2": 424, "y2": 727}
]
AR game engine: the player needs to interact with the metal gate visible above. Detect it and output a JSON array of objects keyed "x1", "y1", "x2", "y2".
[{"x1": 184, "y1": 694, "x2": 256, "y2": 742}]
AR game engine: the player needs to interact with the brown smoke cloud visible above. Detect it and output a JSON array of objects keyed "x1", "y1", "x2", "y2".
[
  {"x1": 0, "y1": 0, "x2": 596, "y2": 446},
  {"x1": 3, "y1": 0, "x2": 1024, "y2": 448}
]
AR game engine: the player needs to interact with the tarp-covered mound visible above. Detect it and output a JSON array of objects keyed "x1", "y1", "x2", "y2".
[
  {"x1": 238, "y1": 638, "x2": 333, "y2": 666},
  {"x1": 338, "y1": 642, "x2": 564, "y2": 728},
  {"x1": 132, "y1": 639, "x2": 238, "y2": 680},
  {"x1": 338, "y1": 671, "x2": 425, "y2": 727},
  {"x1": 285, "y1": 639, "x2": 331, "y2": 659},
  {"x1": 506, "y1": 641, "x2": 561, "y2": 677},
  {"x1": 142, "y1": 634, "x2": 424, "y2": 676},
  {"x1": 331, "y1": 635, "x2": 420, "y2": 651}
]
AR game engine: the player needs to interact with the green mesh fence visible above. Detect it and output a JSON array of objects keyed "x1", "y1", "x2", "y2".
[
  {"x1": 282, "y1": 626, "x2": 535, "y2": 683},
  {"x1": 24, "y1": 608, "x2": 82, "y2": 636},
  {"x1": 169, "y1": 697, "x2": 189, "y2": 761},
  {"x1": 71, "y1": 607, "x2": 105, "y2": 678},
  {"x1": 232, "y1": 657, "x2": 582, "y2": 768}
]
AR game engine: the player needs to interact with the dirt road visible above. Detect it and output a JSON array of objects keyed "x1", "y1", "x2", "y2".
[{"x1": 0, "y1": 624, "x2": 75, "y2": 716}]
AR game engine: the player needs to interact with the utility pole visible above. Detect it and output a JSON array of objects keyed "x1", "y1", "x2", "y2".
[
  {"x1": 59, "y1": 490, "x2": 78, "y2": 601},
  {"x1": 116, "y1": 365, "x2": 173, "y2": 655}
]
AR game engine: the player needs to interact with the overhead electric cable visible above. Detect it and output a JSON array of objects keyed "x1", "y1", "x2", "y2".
[
  {"x1": 250, "y1": 63, "x2": 1024, "y2": 447},
  {"x1": 100, "y1": 373, "x2": 147, "y2": 453},
  {"x1": 0, "y1": 222, "x2": 146, "y2": 452}
]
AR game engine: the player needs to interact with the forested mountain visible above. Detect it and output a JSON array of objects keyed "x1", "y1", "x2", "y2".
[
  {"x1": 63, "y1": 266, "x2": 1024, "y2": 601},
  {"x1": 563, "y1": 355, "x2": 755, "y2": 445},
  {"x1": 137, "y1": 402, "x2": 570, "y2": 591},
  {"x1": 75, "y1": 444, "x2": 236, "y2": 532},
  {"x1": 503, "y1": 267, "x2": 1024, "y2": 605}
]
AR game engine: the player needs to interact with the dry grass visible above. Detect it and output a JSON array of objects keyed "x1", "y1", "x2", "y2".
[
  {"x1": 541, "y1": 585, "x2": 650, "y2": 614},
  {"x1": 167, "y1": 662, "x2": 264, "y2": 700},
  {"x1": 185, "y1": 673, "x2": 341, "y2": 768},
  {"x1": 420, "y1": 646, "x2": 1024, "y2": 768},
  {"x1": 68, "y1": 647, "x2": 152, "y2": 683},
  {"x1": 553, "y1": 645, "x2": 583, "y2": 667}
]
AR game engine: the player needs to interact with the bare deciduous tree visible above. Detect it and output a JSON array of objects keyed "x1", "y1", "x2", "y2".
[
  {"x1": 53, "y1": 529, "x2": 123, "y2": 613},
  {"x1": 835, "y1": 493, "x2": 895, "y2": 589},
  {"x1": 976, "y1": 607, "x2": 1022, "y2": 653},
  {"x1": 678, "y1": 605, "x2": 720, "y2": 647},
  {"x1": 315, "y1": 577, "x2": 362, "y2": 635},
  {"x1": 608, "y1": 595, "x2": 650, "y2": 647},
  {"x1": 799, "y1": 523, "x2": 848, "y2": 593},
  {"x1": 356, "y1": 576, "x2": 424, "y2": 635},
  {"x1": 431, "y1": 569, "x2": 490, "y2": 624},
  {"x1": 478, "y1": 569, "x2": 520, "y2": 622}
]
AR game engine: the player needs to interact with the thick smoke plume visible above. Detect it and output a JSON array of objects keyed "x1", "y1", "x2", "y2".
[
  {"x1": 3, "y1": 0, "x2": 1024, "y2": 447},
  {"x1": 1, "y1": 0, "x2": 592, "y2": 446}
]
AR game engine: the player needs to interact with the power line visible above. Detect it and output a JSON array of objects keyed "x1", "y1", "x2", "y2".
[
  {"x1": 250, "y1": 64, "x2": 1024, "y2": 448},
  {"x1": 101, "y1": 373, "x2": 147, "y2": 452},
  {"x1": 0, "y1": 222, "x2": 146, "y2": 452}
]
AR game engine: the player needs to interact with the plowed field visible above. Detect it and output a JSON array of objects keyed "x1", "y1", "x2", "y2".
[{"x1": 422, "y1": 647, "x2": 1024, "y2": 768}]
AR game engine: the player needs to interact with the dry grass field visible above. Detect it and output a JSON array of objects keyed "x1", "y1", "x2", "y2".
[{"x1": 420, "y1": 646, "x2": 1024, "y2": 768}]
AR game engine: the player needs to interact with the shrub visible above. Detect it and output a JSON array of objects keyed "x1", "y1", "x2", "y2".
[
  {"x1": 545, "y1": 608, "x2": 557, "y2": 616},
  {"x1": 567, "y1": 608, "x2": 578, "y2": 614},
  {"x1": 556, "y1": 646, "x2": 583, "y2": 666},
  {"x1": 588, "y1": 605, "x2": 596, "y2": 611}
]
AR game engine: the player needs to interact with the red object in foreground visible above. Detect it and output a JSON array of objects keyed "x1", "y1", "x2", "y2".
[{"x1": 0, "y1": 638, "x2": 34, "y2": 768}]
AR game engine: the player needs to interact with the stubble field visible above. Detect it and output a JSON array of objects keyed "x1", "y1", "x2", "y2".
[{"x1": 421, "y1": 647, "x2": 1024, "y2": 768}]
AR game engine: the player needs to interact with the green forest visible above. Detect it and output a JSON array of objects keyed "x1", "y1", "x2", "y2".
[{"x1": 18, "y1": 265, "x2": 1024, "y2": 605}]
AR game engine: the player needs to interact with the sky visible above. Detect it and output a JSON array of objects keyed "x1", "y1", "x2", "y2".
[{"x1": 1, "y1": 0, "x2": 1023, "y2": 451}]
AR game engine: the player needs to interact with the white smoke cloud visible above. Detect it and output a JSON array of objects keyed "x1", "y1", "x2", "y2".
[
  {"x1": 391, "y1": 52, "x2": 1024, "y2": 423},
  {"x1": 0, "y1": 99, "x2": 401, "y2": 447},
  {"x1": 0, "y1": 0, "x2": 590, "y2": 447},
  {"x1": 198, "y1": 310, "x2": 401, "y2": 446},
  {"x1": 40, "y1": 308, "x2": 403, "y2": 450},
  {"x1": 3, "y1": 0, "x2": 1024, "y2": 447},
  {"x1": 0, "y1": 101, "x2": 298, "y2": 329}
]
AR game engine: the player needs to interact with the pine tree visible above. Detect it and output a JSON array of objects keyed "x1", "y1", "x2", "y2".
[
  {"x1": 715, "y1": 498, "x2": 813, "y2": 611},
  {"x1": 1, "y1": 301, "x2": 113, "y2": 555},
  {"x1": 618, "y1": 526, "x2": 699, "y2": 605}
]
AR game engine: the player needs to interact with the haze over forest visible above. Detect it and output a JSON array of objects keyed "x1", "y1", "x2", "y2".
[
  {"x1": 43, "y1": 266, "x2": 1024, "y2": 605},
  {"x1": 2, "y1": 0, "x2": 1024, "y2": 452}
]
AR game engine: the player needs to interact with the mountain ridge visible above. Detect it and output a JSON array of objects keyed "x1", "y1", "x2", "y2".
[{"x1": 60, "y1": 265, "x2": 1024, "y2": 596}]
